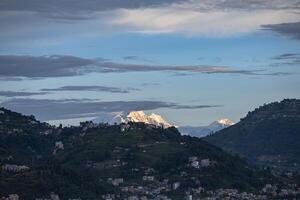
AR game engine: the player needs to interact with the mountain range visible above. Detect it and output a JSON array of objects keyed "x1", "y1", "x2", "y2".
[
  {"x1": 93, "y1": 111, "x2": 233, "y2": 137},
  {"x1": 93, "y1": 111, "x2": 172, "y2": 128}
]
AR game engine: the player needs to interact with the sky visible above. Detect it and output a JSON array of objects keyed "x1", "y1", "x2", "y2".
[{"x1": 0, "y1": 0, "x2": 300, "y2": 126}]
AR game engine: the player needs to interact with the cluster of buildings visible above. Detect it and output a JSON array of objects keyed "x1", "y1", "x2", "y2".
[
  {"x1": 2, "y1": 183, "x2": 300, "y2": 200},
  {"x1": 1, "y1": 164, "x2": 30, "y2": 172},
  {"x1": 0, "y1": 194, "x2": 19, "y2": 200},
  {"x1": 188, "y1": 157, "x2": 212, "y2": 169}
]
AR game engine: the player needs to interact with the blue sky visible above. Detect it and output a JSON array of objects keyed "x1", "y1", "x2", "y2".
[{"x1": 0, "y1": 0, "x2": 300, "y2": 126}]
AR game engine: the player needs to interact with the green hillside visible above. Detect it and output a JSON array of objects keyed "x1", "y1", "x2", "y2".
[
  {"x1": 0, "y1": 107, "x2": 282, "y2": 199},
  {"x1": 205, "y1": 99, "x2": 300, "y2": 173}
]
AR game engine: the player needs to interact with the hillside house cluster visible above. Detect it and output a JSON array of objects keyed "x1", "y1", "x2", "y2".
[
  {"x1": 188, "y1": 157, "x2": 212, "y2": 169},
  {"x1": 1, "y1": 164, "x2": 30, "y2": 172}
]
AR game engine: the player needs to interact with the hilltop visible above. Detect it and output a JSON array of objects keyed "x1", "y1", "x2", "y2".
[{"x1": 205, "y1": 99, "x2": 300, "y2": 172}]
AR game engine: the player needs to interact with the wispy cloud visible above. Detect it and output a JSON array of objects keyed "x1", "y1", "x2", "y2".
[
  {"x1": 0, "y1": 55, "x2": 290, "y2": 79},
  {"x1": 41, "y1": 85, "x2": 139, "y2": 94},
  {"x1": 171, "y1": 104, "x2": 221, "y2": 109},
  {"x1": 98, "y1": 61, "x2": 259, "y2": 74},
  {"x1": 0, "y1": 91, "x2": 48, "y2": 97},
  {"x1": 272, "y1": 53, "x2": 300, "y2": 60},
  {"x1": 270, "y1": 53, "x2": 300, "y2": 67},
  {"x1": 109, "y1": 7, "x2": 299, "y2": 37},
  {"x1": 0, "y1": 98, "x2": 221, "y2": 121},
  {"x1": 123, "y1": 55, "x2": 155, "y2": 63},
  {"x1": 0, "y1": 55, "x2": 96, "y2": 78}
]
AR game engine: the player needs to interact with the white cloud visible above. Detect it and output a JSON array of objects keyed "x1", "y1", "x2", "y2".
[
  {"x1": 108, "y1": 5, "x2": 300, "y2": 37},
  {"x1": 0, "y1": 0, "x2": 299, "y2": 42}
]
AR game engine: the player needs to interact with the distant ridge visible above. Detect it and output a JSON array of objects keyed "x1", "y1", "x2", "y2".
[{"x1": 179, "y1": 119, "x2": 234, "y2": 138}]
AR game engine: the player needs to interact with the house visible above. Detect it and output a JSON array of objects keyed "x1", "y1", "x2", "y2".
[
  {"x1": 191, "y1": 161, "x2": 200, "y2": 169},
  {"x1": 121, "y1": 124, "x2": 130, "y2": 132},
  {"x1": 55, "y1": 141, "x2": 64, "y2": 150},
  {"x1": 142, "y1": 176, "x2": 155, "y2": 181},
  {"x1": 43, "y1": 129, "x2": 53, "y2": 135},
  {"x1": 189, "y1": 157, "x2": 198, "y2": 162},
  {"x1": 53, "y1": 141, "x2": 64, "y2": 155},
  {"x1": 108, "y1": 178, "x2": 124, "y2": 186},
  {"x1": 50, "y1": 194, "x2": 60, "y2": 200},
  {"x1": 0, "y1": 194, "x2": 19, "y2": 200},
  {"x1": 200, "y1": 159, "x2": 211, "y2": 167},
  {"x1": 173, "y1": 182, "x2": 180, "y2": 190}
]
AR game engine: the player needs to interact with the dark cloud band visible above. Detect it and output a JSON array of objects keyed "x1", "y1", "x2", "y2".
[
  {"x1": 41, "y1": 85, "x2": 139, "y2": 94},
  {"x1": 0, "y1": 55, "x2": 95, "y2": 78},
  {"x1": 262, "y1": 21, "x2": 300, "y2": 41},
  {"x1": 0, "y1": 98, "x2": 221, "y2": 121},
  {"x1": 0, "y1": 91, "x2": 48, "y2": 97},
  {"x1": 0, "y1": 55, "x2": 290, "y2": 79}
]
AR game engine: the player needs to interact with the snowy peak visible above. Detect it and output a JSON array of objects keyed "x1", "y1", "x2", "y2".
[
  {"x1": 148, "y1": 113, "x2": 172, "y2": 127},
  {"x1": 127, "y1": 111, "x2": 172, "y2": 128},
  {"x1": 93, "y1": 112, "x2": 127, "y2": 125},
  {"x1": 178, "y1": 118, "x2": 234, "y2": 138},
  {"x1": 209, "y1": 119, "x2": 234, "y2": 128},
  {"x1": 127, "y1": 111, "x2": 148, "y2": 123},
  {"x1": 94, "y1": 111, "x2": 172, "y2": 128},
  {"x1": 216, "y1": 119, "x2": 234, "y2": 126}
]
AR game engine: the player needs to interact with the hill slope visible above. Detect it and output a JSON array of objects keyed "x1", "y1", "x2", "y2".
[
  {"x1": 0, "y1": 107, "x2": 278, "y2": 199},
  {"x1": 205, "y1": 99, "x2": 300, "y2": 172}
]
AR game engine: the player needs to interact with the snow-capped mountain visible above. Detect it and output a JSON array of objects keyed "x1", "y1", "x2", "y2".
[
  {"x1": 93, "y1": 112, "x2": 127, "y2": 125},
  {"x1": 93, "y1": 111, "x2": 172, "y2": 128},
  {"x1": 93, "y1": 111, "x2": 233, "y2": 136},
  {"x1": 178, "y1": 119, "x2": 234, "y2": 138}
]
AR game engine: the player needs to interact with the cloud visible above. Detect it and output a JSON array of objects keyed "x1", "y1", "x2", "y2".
[
  {"x1": 0, "y1": 91, "x2": 48, "y2": 97},
  {"x1": 107, "y1": 4, "x2": 299, "y2": 37},
  {"x1": 41, "y1": 85, "x2": 139, "y2": 93},
  {"x1": 0, "y1": 55, "x2": 290, "y2": 79},
  {"x1": 99, "y1": 61, "x2": 291, "y2": 76},
  {"x1": 272, "y1": 53, "x2": 300, "y2": 60},
  {"x1": 123, "y1": 55, "x2": 155, "y2": 63},
  {"x1": 262, "y1": 21, "x2": 300, "y2": 40},
  {"x1": 171, "y1": 105, "x2": 221, "y2": 109},
  {"x1": 0, "y1": 0, "x2": 183, "y2": 15},
  {"x1": 0, "y1": 0, "x2": 299, "y2": 40},
  {"x1": 1, "y1": 0, "x2": 298, "y2": 19},
  {"x1": 270, "y1": 53, "x2": 300, "y2": 67},
  {"x1": 0, "y1": 76, "x2": 24, "y2": 81},
  {"x1": 0, "y1": 55, "x2": 96, "y2": 78},
  {"x1": 0, "y1": 98, "x2": 220, "y2": 121}
]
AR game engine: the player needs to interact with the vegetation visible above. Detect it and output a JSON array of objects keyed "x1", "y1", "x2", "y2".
[
  {"x1": 0, "y1": 107, "x2": 276, "y2": 199},
  {"x1": 205, "y1": 99, "x2": 300, "y2": 173}
]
